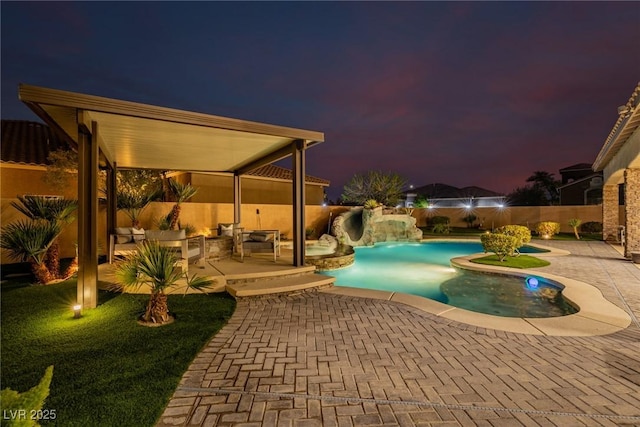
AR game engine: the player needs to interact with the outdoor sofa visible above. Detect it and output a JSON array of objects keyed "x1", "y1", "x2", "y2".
[{"x1": 109, "y1": 228, "x2": 205, "y2": 272}]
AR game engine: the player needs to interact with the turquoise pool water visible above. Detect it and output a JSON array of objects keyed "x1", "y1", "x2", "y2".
[{"x1": 320, "y1": 241, "x2": 577, "y2": 318}]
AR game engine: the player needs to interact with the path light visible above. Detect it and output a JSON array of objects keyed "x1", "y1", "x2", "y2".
[{"x1": 73, "y1": 304, "x2": 82, "y2": 319}]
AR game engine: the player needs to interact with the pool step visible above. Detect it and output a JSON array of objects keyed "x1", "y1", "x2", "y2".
[{"x1": 226, "y1": 274, "x2": 335, "y2": 298}]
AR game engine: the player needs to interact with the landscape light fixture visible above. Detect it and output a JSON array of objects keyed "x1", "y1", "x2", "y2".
[{"x1": 73, "y1": 304, "x2": 82, "y2": 319}]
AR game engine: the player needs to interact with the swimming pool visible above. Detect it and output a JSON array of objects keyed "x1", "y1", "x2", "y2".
[{"x1": 320, "y1": 241, "x2": 577, "y2": 318}]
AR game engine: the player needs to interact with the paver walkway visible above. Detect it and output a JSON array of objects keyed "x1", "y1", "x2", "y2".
[{"x1": 157, "y1": 241, "x2": 640, "y2": 427}]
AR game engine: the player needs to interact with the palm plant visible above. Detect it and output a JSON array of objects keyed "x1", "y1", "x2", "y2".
[
  {"x1": 0, "y1": 220, "x2": 62, "y2": 284},
  {"x1": 114, "y1": 241, "x2": 214, "y2": 324},
  {"x1": 167, "y1": 179, "x2": 198, "y2": 230},
  {"x1": 568, "y1": 218, "x2": 582, "y2": 240},
  {"x1": 117, "y1": 187, "x2": 162, "y2": 228},
  {"x1": 9, "y1": 196, "x2": 78, "y2": 279}
]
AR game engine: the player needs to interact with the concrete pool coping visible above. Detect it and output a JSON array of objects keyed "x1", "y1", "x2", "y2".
[{"x1": 321, "y1": 239, "x2": 631, "y2": 337}]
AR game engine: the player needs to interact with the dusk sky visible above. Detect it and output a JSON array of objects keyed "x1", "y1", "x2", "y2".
[{"x1": 2, "y1": 2, "x2": 639, "y2": 202}]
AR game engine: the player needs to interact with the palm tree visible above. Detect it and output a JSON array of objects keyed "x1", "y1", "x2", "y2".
[
  {"x1": 10, "y1": 196, "x2": 78, "y2": 279},
  {"x1": 114, "y1": 241, "x2": 214, "y2": 323},
  {"x1": 0, "y1": 220, "x2": 62, "y2": 284},
  {"x1": 167, "y1": 179, "x2": 198, "y2": 230},
  {"x1": 568, "y1": 218, "x2": 582, "y2": 240},
  {"x1": 526, "y1": 171, "x2": 560, "y2": 205},
  {"x1": 117, "y1": 187, "x2": 162, "y2": 228}
]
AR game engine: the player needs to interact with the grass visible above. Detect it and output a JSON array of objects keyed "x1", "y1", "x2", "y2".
[
  {"x1": 1, "y1": 278, "x2": 236, "y2": 427},
  {"x1": 470, "y1": 254, "x2": 550, "y2": 268}
]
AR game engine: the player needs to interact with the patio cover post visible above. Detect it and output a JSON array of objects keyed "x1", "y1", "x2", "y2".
[
  {"x1": 106, "y1": 162, "x2": 117, "y2": 239},
  {"x1": 292, "y1": 139, "x2": 306, "y2": 266},
  {"x1": 233, "y1": 173, "x2": 241, "y2": 225},
  {"x1": 77, "y1": 121, "x2": 99, "y2": 309}
]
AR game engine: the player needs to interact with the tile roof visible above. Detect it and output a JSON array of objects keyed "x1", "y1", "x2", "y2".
[
  {"x1": 407, "y1": 182, "x2": 503, "y2": 198},
  {"x1": 1, "y1": 120, "x2": 73, "y2": 166},
  {"x1": 1, "y1": 120, "x2": 330, "y2": 186},
  {"x1": 245, "y1": 164, "x2": 330, "y2": 186}
]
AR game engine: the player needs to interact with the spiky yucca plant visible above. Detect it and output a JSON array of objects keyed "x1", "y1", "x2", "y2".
[
  {"x1": 10, "y1": 196, "x2": 77, "y2": 279},
  {"x1": 0, "y1": 220, "x2": 62, "y2": 284},
  {"x1": 115, "y1": 241, "x2": 214, "y2": 324},
  {"x1": 167, "y1": 179, "x2": 198, "y2": 230}
]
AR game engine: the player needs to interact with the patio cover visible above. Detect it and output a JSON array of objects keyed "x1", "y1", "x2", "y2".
[{"x1": 19, "y1": 84, "x2": 324, "y2": 308}]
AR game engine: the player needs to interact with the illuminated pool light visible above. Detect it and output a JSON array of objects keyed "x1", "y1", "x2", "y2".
[{"x1": 526, "y1": 277, "x2": 539, "y2": 289}]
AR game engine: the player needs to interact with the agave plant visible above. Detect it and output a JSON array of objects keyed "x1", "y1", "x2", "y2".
[
  {"x1": 9, "y1": 196, "x2": 77, "y2": 280},
  {"x1": 114, "y1": 241, "x2": 214, "y2": 324},
  {"x1": 167, "y1": 179, "x2": 198, "y2": 230},
  {"x1": 0, "y1": 220, "x2": 62, "y2": 284}
]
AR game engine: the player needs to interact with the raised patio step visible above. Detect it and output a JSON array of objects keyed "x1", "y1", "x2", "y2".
[{"x1": 226, "y1": 274, "x2": 335, "y2": 298}]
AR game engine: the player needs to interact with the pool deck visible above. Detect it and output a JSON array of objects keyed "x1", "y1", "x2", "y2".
[{"x1": 157, "y1": 240, "x2": 640, "y2": 426}]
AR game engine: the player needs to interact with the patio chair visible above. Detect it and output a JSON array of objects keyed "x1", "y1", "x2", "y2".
[{"x1": 236, "y1": 229, "x2": 280, "y2": 262}]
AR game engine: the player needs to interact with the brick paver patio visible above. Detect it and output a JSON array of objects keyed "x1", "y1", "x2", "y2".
[{"x1": 158, "y1": 241, "x2": 640, "y2": 426}]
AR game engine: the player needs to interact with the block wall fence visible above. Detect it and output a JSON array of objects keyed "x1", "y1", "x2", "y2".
[{"x1": 1, "y1": 201, "x2": 623, "y2": 263}]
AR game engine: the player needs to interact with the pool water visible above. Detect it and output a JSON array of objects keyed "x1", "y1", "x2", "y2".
[{"x1": 320, "y1": 241, "x2": 577, "y2": 318}]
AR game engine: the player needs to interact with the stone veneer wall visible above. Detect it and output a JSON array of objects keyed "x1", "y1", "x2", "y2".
[
  {"x1": 306, "y1": 251, "x2": 355, "y2": 271},
  {"x1": 602, "y1": 184, "x2": 620, "y2": 242},
  {"x1": 205, "y1": 237, "x2": 233, "y2": 261},
  {"x1": 624, "y1": 169, "x2": 640, "y2": 257}
]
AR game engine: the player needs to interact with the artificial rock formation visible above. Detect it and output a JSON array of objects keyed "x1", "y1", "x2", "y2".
[{"x1": 331, "y1": 207, "x2": 423, "y2": 247}]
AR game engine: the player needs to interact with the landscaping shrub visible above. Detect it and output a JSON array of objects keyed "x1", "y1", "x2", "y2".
[
  {"x1": 432, "y1": 223, "x2": 450, "y2": 234},
  {"x1": 535, "y1": 221, "x2": 561, "y2": 238},
  {"x1": 429, "y1": 216, "x2": 450, "y2": 225},
  {"x1": 0, "y1": 365, "x2": 54, "y2": 427},
  {"x1": 494, "y1": 225, "x2": 531, "y2": 249},
  {"x1": 462, "y1": 214, "x2": 478, "y2": 228},
  {"x1": 581, "y1": 221, "x2": 603, "y2": 233},
  {"x1": 363, "y1": 199, "x2": 379, "y2": 209},
  {"x1": 481, "y1": 233, "x2": 517, "y2": 261}
]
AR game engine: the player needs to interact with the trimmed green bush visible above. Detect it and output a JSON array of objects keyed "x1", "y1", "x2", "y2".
[
  {"x1": 535, "y1": 221, "x2": 561, "y2": 238},
  {"x1": 481, "y1": 233, "x2": 517, "y2": 261},
  {"x1": 432, "y1": 223, "x2": 450, "y2": 234},
  {"x1": 0, "y1": 366, "x2": 53, "y2": 427},
  {"x1": 581, "y1": 221, "x2": 603, "y2": 233},
  {"x1": 494, "y1": 225, "x2": 531, "y2": 249},
  {"x1": 429, "y1": 216, "x2": 450, "y2": 225}
]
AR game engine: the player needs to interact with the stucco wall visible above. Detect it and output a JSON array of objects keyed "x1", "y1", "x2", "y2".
[
  {"x1": 412, "y1": 205, "x2": 606, "y2": 233},
  {"x1": 1, "y1": 199, "x2": 612, "y2": 265}
]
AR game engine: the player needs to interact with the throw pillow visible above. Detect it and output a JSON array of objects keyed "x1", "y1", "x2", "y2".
[
  {"x1": 132, "y1": 227, "x2": 145, "y2": 242},
  {"x1": 115, "y1": 227, "x2": 132, "y2": 244},
  {"x1": 250, "y1": 232, "x2": 272, "y2": 242},
  {"x1": 220, "y1": 224, "x2": 233, "y2": 237}
]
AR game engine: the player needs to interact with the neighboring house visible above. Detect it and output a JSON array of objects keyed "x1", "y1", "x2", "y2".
[
  {"x1": 1, "y1": 120, "x2": 76, "y2": 199},
  {"x1": 404, "y1": 182, "x2": 505, "y2": 208},
  {"x1": 558, "y1": 163, "x2": 604, "y2": 205},
  {"x1": 1, "y1": 120, "x2": 331, "y2": 205}
]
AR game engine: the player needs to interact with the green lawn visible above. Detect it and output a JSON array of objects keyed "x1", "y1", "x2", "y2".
[
  {"x1": 470, "y1": 254, "x2": 550, "y2": 268},
  {"x1": 1, "y1": 278, "x2": 236, "y2": 427}
]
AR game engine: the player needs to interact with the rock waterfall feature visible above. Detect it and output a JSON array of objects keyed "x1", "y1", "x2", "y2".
[{"x1": 331, "y1": 207, "x2": 423, "y2": 247}]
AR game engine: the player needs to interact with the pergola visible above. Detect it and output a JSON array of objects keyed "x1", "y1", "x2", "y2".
[
  {"x1": 19, "y1": 84, "x2": 325, "y2": 308},
  {"x1": 592, "y1": 82, "x2": 640, "y2": 258}
]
